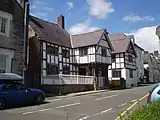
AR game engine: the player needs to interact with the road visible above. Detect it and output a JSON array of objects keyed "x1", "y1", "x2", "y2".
[{"x1": 0, "y1": 85, "x2": 152, "y2": 120}]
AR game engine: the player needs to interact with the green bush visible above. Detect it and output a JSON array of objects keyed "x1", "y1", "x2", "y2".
[{"x1": 127, "y1": 102, "x2": 160, "y2": 120}]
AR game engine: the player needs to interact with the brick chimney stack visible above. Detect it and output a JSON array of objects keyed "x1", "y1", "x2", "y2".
[{"x1": 58, "y1": 15, "x2": 65, "y2": 29}]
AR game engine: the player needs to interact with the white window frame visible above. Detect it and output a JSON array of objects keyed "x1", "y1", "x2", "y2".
[{"x1": 0, "y1": 11, "x2": 12, "y2": 37}]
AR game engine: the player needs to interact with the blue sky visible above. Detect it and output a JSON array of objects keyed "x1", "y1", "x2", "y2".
[{"x1": 24, "y1": 0, "x2": 160, "y2": 52}]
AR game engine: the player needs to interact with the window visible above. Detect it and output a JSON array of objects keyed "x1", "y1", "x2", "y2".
[
  {"x1": 46, "y1": 63, "x2": 59, "y2": 75},
  {"x1": 0, "y1": 17, "x2": 7, "y2": 33},
  {"x1": 2, "y1": 84, "x2": 18, "y2": 92},
  {"x1": 0, "y1": 54, "x2": 6, "y2": 73},
  {"x1": 101, "y1": 48, "x2": 107, "y2": 57},
  {"x1": 46, "y1": 45, "x2": 58, "y2": 56},
  {"x1": 111, "y1": 54, "x2": 116, "y2": 62},
  {"x1": 112, "y1": 70, "x2": 121, "y2": 78},
  {"x1": 62, "y1": 66, "x2": 70, "y2": 74},
  {"x1": 79, "y1": 48, "x2": 88, "y2": 56},
  {"x1": 62, "y1": 49, "x2": 69, "y2": 58},
  {"x1": 128, "y1": 54, "x2": 133, "y2": 62},
  {"x1": 129, "y1": 69, "x2": 133, "y2": 78}
]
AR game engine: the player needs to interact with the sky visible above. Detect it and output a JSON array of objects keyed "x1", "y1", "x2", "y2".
[{"x1": 23, "y1": 0, "x2": 160, "y2": 52}]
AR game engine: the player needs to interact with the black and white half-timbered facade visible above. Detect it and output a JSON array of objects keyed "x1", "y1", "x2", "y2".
[
  {"x1": 71, "y1": 29, "x2": 114, "y2": 88},
  {"x1": 108, "y1": 34, "x2": 136, "y2": 88},
  {"x1": 28, "y1": 15, "x2": 114, "y2": 90},
  {"x1": 28, "y1": 15, "x2": 79, "y2": 87}
]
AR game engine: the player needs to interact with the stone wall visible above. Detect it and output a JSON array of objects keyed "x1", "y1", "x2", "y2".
[
  {"x1": 0, "y1": 0, "x2": 24, "y2": 75},
  {"x1": 41, "y1": 85, "x2": 94, "y2": 95}
]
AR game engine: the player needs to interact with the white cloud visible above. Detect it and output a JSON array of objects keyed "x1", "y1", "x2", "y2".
[
  {"x1": 123, "y1": 13, "x2": 154, "y2": 23},
  {"x1": 67, "y1": 1, "x2": 74, "y2": 10},
  {"x1": 68, "y1": 19, "x2": 99, "y2": 35},
  {"x1": 87, "y1": 0, "x2": 114, "y2": 19},
  {"x1": 128, "y1": 26, "x2": 159, "y2": 52},
  {"x1": 30, "y1": 1, "x2": 54, "y2": 21}
]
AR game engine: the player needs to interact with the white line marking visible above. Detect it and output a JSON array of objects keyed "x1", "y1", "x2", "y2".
[
  {"x1": 78, "y1": 116, "x2": 90, "y2": 120},
  {"x1": 117, "y1": 103, "x2": 127, "y2": 107},
  {"x1": 38, "y1": 108, "x2": 53, "y2": 112},
  {"x1": 94, "y1": 94, "x2": 119, "y2": 101},
  {"x1": 78, "y1": 108, "x2": 112, "y2": 120},
  {"x1": 46, "y1": 98, "x2": 62, "y2": 102},
  {"x1": 131, "y1": 99, "x2": 137, "y2": 103},
  {"x1": 56, "y1": 102, "x2": 80, "y2": 109},
  {"x1": 93, "y1": 108, "x2": 112, "y2": 116},
  {"x1": 22, "y1": 111, "x2": 35, "y2": 115}
]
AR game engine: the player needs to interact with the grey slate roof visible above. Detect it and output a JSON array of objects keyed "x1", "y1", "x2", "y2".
[
  {"x1": 71, "y1": 29, "x2": 108, "y2": 48},
  {"x1": 29, "y1": 16, "x2": 72, "y2": 48}
]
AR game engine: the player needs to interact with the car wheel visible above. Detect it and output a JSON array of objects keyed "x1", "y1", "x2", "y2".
[
  {"x1": 35, "y1": 94, "x2": 44, "y2": 104},
  {"x1": 0, "y1": 98, "x2": 5, "y2": 110}
]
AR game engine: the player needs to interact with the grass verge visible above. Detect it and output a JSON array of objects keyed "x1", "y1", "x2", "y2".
[{"x1": 127, "y1": 102, "x2": 160, "y2": 120}]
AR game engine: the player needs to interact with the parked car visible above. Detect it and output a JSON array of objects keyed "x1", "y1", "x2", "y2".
[
  {"x1": 0, "y1": 73, "x2": 45, "y2": 110},
  {"x1": 147, "y1": 83, "x2": 160, "y2": 104}
]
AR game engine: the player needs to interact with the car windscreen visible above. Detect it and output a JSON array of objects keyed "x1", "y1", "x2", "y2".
[{"x1": 149, "y1": 84, "x2": 159, "y2": 93}]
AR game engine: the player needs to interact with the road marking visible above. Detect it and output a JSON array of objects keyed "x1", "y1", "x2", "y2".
[
  {"x1": 131, "y1": 99, "x2": 137, "y2": 103},
  {"x1": 93, "y1": 108, "x2": 112, "y2": 116},
  {"x1": 38, "y1": 108, "x2": 53, "y2": 112},
  {"x1": 22, "y1": 108, "x2": 53, "y2": 115},
  {"x1": 56, "y1": 102, "x2": 80, "y2": 109},
  {"x1": 78, "y1": 108, "x2": 112, "y2": 120},
  {"x1": 46, "y1": 98, "x2": 62, "y2": 102},
  {"x1": 94, "y1": 94, "x2": 119, "y2": 101},
  {"x1": 115, "y1": 93, "x2": 149, "y2": 120},
  {"x1": 117, "y1": 103, "x2": 127, "y2": 108},
  {"x1": 78, "y1": 116, "x2": 90, "y2": 120},
  {"x1": 22, "y1": 111, "x2": 35, "y2": 115}
]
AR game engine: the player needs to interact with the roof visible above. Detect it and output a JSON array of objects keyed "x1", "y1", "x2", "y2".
[
  {"x1": 29, "y1": 16, "x2": 72, "y2": 48},
  {"x1": 134, "y1": 43, "x2": 145, "y2": 51},
  {"x1": 109, "y1": 33, "x2": 126, "y2": 41},
  {"x1": 110, "y1": 39, "x2": 131, "y2": 53},
  {"x1": 0, "y1": 73, "x2": 23, "y2": 80},
  {"x1": 71, "y1": 29, "x2": 108, "y2": 48}
]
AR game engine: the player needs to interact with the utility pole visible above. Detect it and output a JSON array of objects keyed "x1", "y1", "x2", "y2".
[{"x1": 23, "y1": 0, "x2": 30, "y2": 87}]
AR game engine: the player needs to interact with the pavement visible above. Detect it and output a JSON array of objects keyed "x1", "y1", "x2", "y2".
[{"x1": 0, "y1": 85, "x2": 153, "y2": 120}]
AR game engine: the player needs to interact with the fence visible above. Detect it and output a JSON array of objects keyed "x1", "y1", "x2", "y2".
[
  {"x1": 41, "y1": 74, "x2": 94, "y2": 85},
  {"x1": 115, "y1": 93, "x2": 149, "y2": 120}
]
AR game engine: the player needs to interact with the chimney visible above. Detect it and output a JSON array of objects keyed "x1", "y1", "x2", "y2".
[
  {"x1": 58, "y1": 15, "x2": 65, "y2": 29},
  {"x1": 20, "y1": 0, "x2": 25, "y2": 9}
]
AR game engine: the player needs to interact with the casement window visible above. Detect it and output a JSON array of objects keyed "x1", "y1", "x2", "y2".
[
  {"x1": 128, "y1": 54, "x2": 133, "y2": 62},
  {"x1": 62, "y1": 66, "x2": 70, "y2": 74},
  {"x1": 46, "y1": 45, "x2": 58, "y2": 56},
  {"x1": 62, "y1": 49, "x2": 69, "y2": 58},
  {"x1": 101, "y1": 48, "x2": 107, "y2": 57},
  {"x1": 129, "y1": 69, "x2": 133, "y2": 78},
  {"x1": 46, "y1": 63, "x2": 59, "y2": 75},
  {"x1": 79, "y1": 47, "x2": 88, "y2": 56},
  {"x1": 0, "y1": 17, "x2": 7, "y2": 34},
  {"x1": 0, "y1": 54, "x2": 6, "y2": 73},
  {"x1": 112, "y1": 70, "x2": 121, "y2": 78}
]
